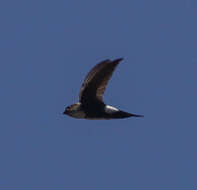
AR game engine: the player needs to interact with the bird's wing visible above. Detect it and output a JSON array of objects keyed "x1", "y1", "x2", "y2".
[{"x1": 79, "y1": 58, "x2": 123, "y2": 104}]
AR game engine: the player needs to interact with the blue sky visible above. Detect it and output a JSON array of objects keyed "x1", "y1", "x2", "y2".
[{"x1": 0, "y1": 0, "x2": 197, "y2": 189}]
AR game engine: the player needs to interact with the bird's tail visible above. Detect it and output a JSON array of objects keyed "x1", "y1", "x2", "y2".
[
  {"x1": 129, "y1": 113, "x2": 144, "y2": 117},
  {"x1": 111, "y1": 110, "x2": 144, "y2": 119}
]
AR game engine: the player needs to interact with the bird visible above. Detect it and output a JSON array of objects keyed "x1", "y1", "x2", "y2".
[{"x1": 63, "y1": 58, "x2": 144, "y2": 119}]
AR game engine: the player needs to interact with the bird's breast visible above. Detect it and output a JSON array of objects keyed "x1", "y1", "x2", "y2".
[{"x1": 68, "y1": 110, "x2": 86, "y2": 119}]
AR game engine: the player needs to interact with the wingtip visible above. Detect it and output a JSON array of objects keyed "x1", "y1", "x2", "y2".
[{"x1": 114, "y1": 58, "x2": 124, "y2": 62}]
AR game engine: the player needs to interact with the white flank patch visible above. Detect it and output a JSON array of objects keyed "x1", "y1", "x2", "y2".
[{"x1": 105, "y1": 105, "x2": 119, "y2": 114}]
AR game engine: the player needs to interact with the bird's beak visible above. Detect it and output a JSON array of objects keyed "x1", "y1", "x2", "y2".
[{"x1": 63, "y1": 110, "x2": 68, "y2": 115}]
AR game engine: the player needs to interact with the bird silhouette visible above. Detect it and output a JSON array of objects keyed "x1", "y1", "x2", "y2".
[{"x1": 63, "y1": 58, "x2": 144, "y2": 119}]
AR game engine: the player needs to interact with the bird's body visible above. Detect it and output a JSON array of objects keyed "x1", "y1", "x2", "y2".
[
  {"x1": 65, "y1": 102, "x2": 142, "y2": 120},
  {"x1": 63, "y1": 58, "x2": 143, "y2": 120}
]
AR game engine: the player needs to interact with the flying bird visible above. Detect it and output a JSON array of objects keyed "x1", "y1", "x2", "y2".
[{"x1": 63, "y1": 58, "x2": 144, "y2": 119}]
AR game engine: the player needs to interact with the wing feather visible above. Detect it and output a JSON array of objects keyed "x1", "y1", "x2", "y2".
[{"x1": 79, "y1": 58, "x2": 123, "y2": 104}]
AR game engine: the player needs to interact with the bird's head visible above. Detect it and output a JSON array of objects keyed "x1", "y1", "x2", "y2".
[{"x1": 63, "y1": 102, "x2": 85, "y2": 118}]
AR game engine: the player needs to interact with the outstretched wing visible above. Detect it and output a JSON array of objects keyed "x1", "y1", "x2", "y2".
[{"x1": 79, "y1": 58, "x2": 123, "y2": 104}]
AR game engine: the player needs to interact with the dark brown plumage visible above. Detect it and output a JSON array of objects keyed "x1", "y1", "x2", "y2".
[
  {"x1": 79, "y1": 58, "x2": 122, "y2": 104},
  {"x1": 63, "y1": 58, "x2": 144, "y2": 119}
]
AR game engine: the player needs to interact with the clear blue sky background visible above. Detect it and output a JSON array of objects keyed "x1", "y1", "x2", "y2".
[{"x1": 0, "y1": 0, "x2": 197, "y2": 189}]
